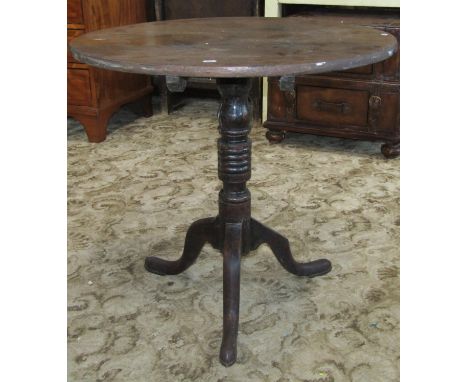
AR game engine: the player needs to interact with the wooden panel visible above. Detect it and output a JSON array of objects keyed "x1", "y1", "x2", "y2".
[
  {"x1": 267, "y1": 80, "x2": 287, "y2": 120},
  {"x1": 67, "y1": 68, "x2": 93, "y2": 107},
  {"x1": 68, "y1": 62, "x2": 88, "y2": 70},
  {"x1": 83, "y1": 0, "x2": 147, "y2": 31},
  {"x1": 93, "y1": 69, "x2": 150, "y2": 107},
  {"x1": 381, "y1": 27, "x2": 399, "y2": 80},
  {"x1": 67, "y1": 0, "x2": 83, "y2": 24},
  {"x1": 370, "y1": 92, "x2": 399, "y2": 133},
  {"x1": 68, "y1": 29, "x2": 84, "y2": 63},
  {"x1": 161, "y1": 0, "x2": 258, "y2": 19},
  {"x1": 296, "y1": 86, "x2": 369, "y2": 127},
  {"x1": 278, "y1": 0, "x2": 399, "y2": 6}
]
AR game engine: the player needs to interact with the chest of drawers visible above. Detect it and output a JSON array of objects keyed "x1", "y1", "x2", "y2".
[
  {"x1": 67, "y1": 0, "x2": 153, "y2": 142},
  {"x1": 264, "y1": 12, "x2": 400, "y2": 158}
]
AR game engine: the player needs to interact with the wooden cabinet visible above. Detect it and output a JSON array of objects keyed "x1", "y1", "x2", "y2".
[
  {"x1": 67, "y1": 0, "x2": 153, "y2": 142},
  {"x1": 154, "y1": 0, "x2": 263, "y2": 121},
  {"x1": 264, "y1": 11, "x2": 400, "y2": 158}
]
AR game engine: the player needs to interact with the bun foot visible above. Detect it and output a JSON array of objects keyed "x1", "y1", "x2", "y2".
[
  {"x1": 266, "y1": 129, "x2": 286, "y2": 143},
  {"x1": 381, "y1": 141, "x2": 400, "y2": 158}
]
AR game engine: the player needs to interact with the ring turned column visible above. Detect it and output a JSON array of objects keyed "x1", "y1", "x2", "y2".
[{"x1": 217, "y1": 78, "x2": 253, "y2": 252}]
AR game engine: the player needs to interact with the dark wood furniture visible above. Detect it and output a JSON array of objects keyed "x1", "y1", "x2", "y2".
[
  {"x1": 264, "y1": 11, "x2": 400, "y2": 158},
  {"x1": 70, "y1": 17, "x2": 398, "y2": 366},
  {"x1": 153, "y1": 0, "x2": 263, "y2": 120},
  {"x1": 67, "y1": 0, "x2": 154, "y2": 142}
]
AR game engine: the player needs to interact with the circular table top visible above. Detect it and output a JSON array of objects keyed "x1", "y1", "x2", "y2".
[{"x1": 70, "y1": 17, "x2": 398, "y2": 78}]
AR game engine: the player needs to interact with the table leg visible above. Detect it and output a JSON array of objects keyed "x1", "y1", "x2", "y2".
[
  {"x1": 144, "y1": 77, "x2": 331, "y2": 367},
  {"x1": 220, "y1": 222, "x2": 242, "y2": 366},
  {"x1": 250, "y1": 218, "x2": 331, "y2": 277}
]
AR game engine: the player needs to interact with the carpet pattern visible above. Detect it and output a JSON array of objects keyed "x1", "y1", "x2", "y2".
[{"x1": 67, "y1": 98, "x2": 400, "y2": 382}]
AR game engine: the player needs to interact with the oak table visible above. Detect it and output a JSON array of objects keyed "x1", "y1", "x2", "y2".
[{"x1": 70, "y1": 17, "x2": 397, "y2": 367}]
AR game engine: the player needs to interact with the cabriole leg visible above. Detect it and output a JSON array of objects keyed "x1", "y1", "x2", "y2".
[
  {"x1": 250, "y1": 218, "x2": 331, "y2": 277},
  {"x1": 144, "y1": 217, "x2": 219, "y2": 275}
]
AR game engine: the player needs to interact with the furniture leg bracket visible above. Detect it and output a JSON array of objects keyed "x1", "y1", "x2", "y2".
[{"x1": 166, "y1": 75, "x2": 188, "y2": 92}]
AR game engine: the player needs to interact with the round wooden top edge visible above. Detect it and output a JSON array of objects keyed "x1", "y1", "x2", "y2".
[{"x1": 70, "y1": 41, "x2": 398, "y2": 78}]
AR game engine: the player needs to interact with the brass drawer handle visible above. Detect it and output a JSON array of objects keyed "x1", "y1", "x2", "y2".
[{"x1": 312, "y1": 99, "x2": 351, "y2": 114}]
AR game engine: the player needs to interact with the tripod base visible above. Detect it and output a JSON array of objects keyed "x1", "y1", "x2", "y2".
[
  {"x1": 145, "y1": 216, "x2": 331, "y2": 366},
  {"x1": 146, "y1": 77, "x2": 330, "y2": 367}
]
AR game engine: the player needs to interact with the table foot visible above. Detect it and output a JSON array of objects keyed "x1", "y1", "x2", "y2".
[
  {"x1": 144, "y1": 217, "x2": 220, "y2": 275},
  {"x1": 219, "y1": 222, "x2": 242, "y2": 366},
  {"x1": 250, "y1": 218, "x2": 332, "y2": 277}
]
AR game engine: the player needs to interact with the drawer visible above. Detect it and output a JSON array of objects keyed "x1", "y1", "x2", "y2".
[
  {"x1": 67, "y1": 0, "x2": 83, "y2": 24},
  {"x1": 67, "y1": 29, "x2": 84, "y2": 63},
  {"x1": 67, "y1": 68, "x2": 93, "y2": 107},
  {"x1": 296, "y1": 86, "x2": 369, "y2": 127}
]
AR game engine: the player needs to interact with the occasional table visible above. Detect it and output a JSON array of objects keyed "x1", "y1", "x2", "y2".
[{"x1": 70, "y1": 17, "x2": 397, "y2": 366}]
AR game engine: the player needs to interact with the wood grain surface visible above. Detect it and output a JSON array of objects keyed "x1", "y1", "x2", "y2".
[{"x1": 70, "y1": 17, "x2": 398, "y2": 78}]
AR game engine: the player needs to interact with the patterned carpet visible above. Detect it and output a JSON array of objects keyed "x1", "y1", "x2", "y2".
[{"x1": 67, "y1": 98, "x2": 400, "y2": 382}]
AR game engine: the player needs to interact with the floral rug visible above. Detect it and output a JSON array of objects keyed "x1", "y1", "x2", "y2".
[{"x1": 67, "y1": 98, "x2": 399, "y2": 382}]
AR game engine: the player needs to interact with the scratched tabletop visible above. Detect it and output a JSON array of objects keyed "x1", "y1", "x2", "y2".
[{"x1": 70, "y1": 17, "x2": 398, "y2": 78}]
